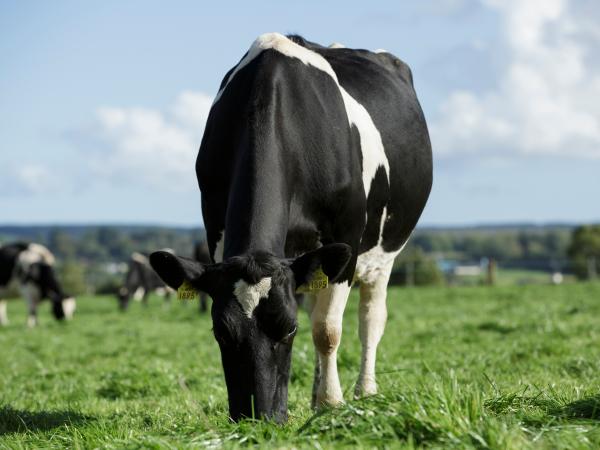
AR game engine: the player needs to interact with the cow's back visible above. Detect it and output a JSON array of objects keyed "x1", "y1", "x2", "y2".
[{"x1": 197, "y1": 34, "x2": 432, "y2": 273}]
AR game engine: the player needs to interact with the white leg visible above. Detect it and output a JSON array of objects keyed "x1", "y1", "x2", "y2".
[
  {"x1": 310, "y1": 282, "x2": 352, "y2": 407},
  {"x1": 0, "y1": 299, "x2": 8, "y2": 325},
  {"x1": 355, "y1": 264, "x2": 392, "y2": 397},
  {"x1": 62, "y1": 297, "x2": 76, "y2": 319},
  {"x1": 21, "y1": 283, "x2": 40, "y2": 327}
]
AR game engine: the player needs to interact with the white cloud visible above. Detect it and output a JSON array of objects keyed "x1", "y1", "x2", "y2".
[
  {"x1": 0, "y1": 164, "x2": 62, "y2": 196},
  {"x1": 431, "y1": 0, "x2": 600, "y2": 159},
  {"x1": 90, "y1": 91, "x2": 213, "y2": 192}
]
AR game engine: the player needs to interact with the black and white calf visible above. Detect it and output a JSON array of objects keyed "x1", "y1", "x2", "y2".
[
  {"x1": 151, "y1": 33, "x2": 432, "y2": 422},
  {"x1": 0, "y1": 242, "x2": 76, "y2": 327},
  {"x1": 117, "y1": 252, "x2": 173, "y2": 310}
]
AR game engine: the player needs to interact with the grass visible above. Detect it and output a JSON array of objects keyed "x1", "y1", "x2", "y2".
[{"x1": 1, "y1": 282, "x2": 600, "y2": 449}]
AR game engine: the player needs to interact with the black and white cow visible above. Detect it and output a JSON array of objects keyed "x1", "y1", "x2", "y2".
[
  {"x1": 150, "y1": 34, "x2": 432, "y2": 422},
  {"x1": 0, "y1": 242, "x2": 76, "y2": 327},
  {"x1": 117, "y1": 251, "x2": 173, "y2": 310}
]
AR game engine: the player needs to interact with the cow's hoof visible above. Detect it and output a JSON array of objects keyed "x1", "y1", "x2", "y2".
[
  {"x1": 314, "y1": 391, "x2": 345, "y2": 410},
  {"x1": 354, "y1": 383, "x2": 378, "y2": 399}
]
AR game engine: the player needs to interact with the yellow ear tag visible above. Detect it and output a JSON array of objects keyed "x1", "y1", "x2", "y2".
[
  {"x1": 177, "y1": 280, "x2": 198, "y2": 301},
  {"x1": 297, "y1": 267, "x2": 329, "y2": 293}
]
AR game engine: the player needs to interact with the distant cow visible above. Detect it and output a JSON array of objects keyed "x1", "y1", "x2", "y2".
[
  {"x1": 150, "y1": 34, "x2": 432, "y2": 422},
  {"x1": 0, "y1": 242, "x2": 76, "y2": 327},
  {"x1": 194, "y1": 241, "x2": 211, "y2": 312},
  {"x1": 117, "y1": 251, "x2": 173, "y2": 310}
]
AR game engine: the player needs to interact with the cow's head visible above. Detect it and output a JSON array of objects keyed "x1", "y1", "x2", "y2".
[
  {"x1": 150, "y1": 244, "x2": 351, "y2": 422},
  {"x1": 117, "y1": 287, "x2": 131, "y2": 310},
  {"x1": 28, "y1": 262, "x2": 76, "y2": 320}
]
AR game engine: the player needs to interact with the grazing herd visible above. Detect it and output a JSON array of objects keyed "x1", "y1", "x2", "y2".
[{"x1": 1, "y1": 34, "x2": 431, "y2": 423}]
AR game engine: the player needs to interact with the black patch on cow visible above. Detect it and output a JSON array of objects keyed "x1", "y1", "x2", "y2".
[
  {"x1": 359, "y1": 165, "x2": 390, "y2": 253},
  {"x1": 0, "y1": 242, "x2": 29, "y2": 287}
]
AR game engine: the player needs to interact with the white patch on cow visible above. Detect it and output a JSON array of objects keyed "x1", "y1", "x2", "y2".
[
  {"x1": 214, "y1": 231, "x2": 225, "y2": 263},
  {"x1": 233, "y1": 277, "x2": 272, "y2": 318},
  {"x1": 62, "y1": 297, "x2": 76, "y2": 319},
  {"x1": 133, "y1": 286, "x2": 145, "y2": 301},
  {"x1": 374, "y1": 49, "x2": 388, "y2": 54},
  {"x1": 0, "y1": 299, "x2": 8, "y2": 326},
  {"x1": 28, "y1": 243, "x2": 55, "y2": 265},
  {"x1": 355, "y1": 239, "x2": 407, "y2": 286},
  {"x1": 329, "y1": 42, "x2": 345, "y2": 48},
  {"x1": 17, "y1": 243, "x2": 55, "y2": 270},
  {"x1": 131, "y1": 252, "x2": 149, "y2": 265},
  {"x1": 215, "y1": 33, "x2": 389, "y2": 199}
]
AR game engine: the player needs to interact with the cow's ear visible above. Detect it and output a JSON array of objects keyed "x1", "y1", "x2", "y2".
[
  {"x1": 150, "y1": 251, "x2": 206, "y2": 290},
  {"x1": 290, "y1": 243, "x2": 352, "y2": 287}
]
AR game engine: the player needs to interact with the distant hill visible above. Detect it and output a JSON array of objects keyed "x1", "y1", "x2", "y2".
[
  {"x1": 0, "y1": 224, "x2": 205, "y2": 263},
  {"x1": 0, "y1": 222, "x2": 587, "y2": 270}
]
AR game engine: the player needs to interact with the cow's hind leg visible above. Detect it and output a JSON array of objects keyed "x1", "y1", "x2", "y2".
[
  {"x1": 354, "y1": 262, "x2": 393, "y2": 398},
  {"x1": 311, "y1": 283, "x2": 352, "y2": 408},
  {"x1": 0, "y1": 299, "x2": 8, "y2": 326}
]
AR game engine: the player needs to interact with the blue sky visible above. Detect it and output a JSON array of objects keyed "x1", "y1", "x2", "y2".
[{"x1": 1, "y1": 0, "x2": 599, "y2": 226}]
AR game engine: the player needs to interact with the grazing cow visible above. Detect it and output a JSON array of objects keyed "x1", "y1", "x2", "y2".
[
  {"x1": 150, "y1": 33, "x2": 432, "y2": 422},
  {"x1": 0, "y1": 242, "x2": 76, "y2": 327},
  {"x1": 194, "y1": 241, "x2": 211, "y2": 312},
  {"x1": 117, "y1": 251, "x2": 173, "y2": 310}
]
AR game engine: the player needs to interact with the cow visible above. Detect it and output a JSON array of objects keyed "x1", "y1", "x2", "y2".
[
  {"x1": 150, "y1": 33, "x2": 432, "y2": 422},
  {"x1": 117, "y1": 251, "x2": 173, "y2": 310},
  {"x1": 0, "y1": 242, "x2": 76, "y2": 327},
  {"x1": 194, "y1": 241, "x2": 211, "y2": 312}
]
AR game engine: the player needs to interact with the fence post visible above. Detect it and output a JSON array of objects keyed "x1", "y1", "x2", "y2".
[
  {"x1": 588, "y1": 256, "x2": 597, "y2": 280},
  {"x1": 486, "y1": 258, "x2": 496, "y2": 286},
  {"x1": 406, "y1": 260, "x2": 415, "y2": 287}
]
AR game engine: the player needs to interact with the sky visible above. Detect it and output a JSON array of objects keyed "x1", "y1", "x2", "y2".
[{"x1": 1, "y1": 0, "x2": 599, "y2": 227}]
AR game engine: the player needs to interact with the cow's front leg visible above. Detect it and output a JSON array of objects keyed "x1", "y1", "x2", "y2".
[
  {"x1": 310, "y1": 283, "x2": 351, "y2": 408},
  {"x1": 21, "y1": 283, "x2": 40, "y2": 327},
  {"x1": 0, "y1": 299, "x2": 8, "y2": 325},
  {"x1": 354, "y1": 263, "x2": 392, "y2": 398},
  {"x1": 27, "y1": 296, "x2": 39, "y2": 328}
]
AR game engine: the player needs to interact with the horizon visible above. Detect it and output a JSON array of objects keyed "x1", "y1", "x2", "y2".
[{"x1": 0, "y1": 220, "x2": 590, "y2": 230}]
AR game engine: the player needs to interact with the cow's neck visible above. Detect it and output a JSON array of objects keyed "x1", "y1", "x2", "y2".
[{"x1": 222, "y1": 150, "x2": 290, "y2": 259}]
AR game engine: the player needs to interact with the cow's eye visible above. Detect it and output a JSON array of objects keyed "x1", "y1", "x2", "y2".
[{"x1": 280, "y1": 326, "x2": 297, "y2": 344}]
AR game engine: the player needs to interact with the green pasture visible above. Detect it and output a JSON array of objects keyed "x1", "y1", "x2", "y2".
[{"x1": 1, "y1": 282, "x2": 600, "y2": 449}]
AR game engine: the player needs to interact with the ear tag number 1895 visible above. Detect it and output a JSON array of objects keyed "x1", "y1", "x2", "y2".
[
  {"x1": 177, "y1": 280, "x2": 198, "y2": 301},
  {"x1": 297, "y1": 267, "x2": 329, "y2": 293}
]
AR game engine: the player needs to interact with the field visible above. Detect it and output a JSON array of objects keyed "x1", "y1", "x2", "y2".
[{"x1": 1, "y1": 283, "x2": 600, "y2": 449}]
